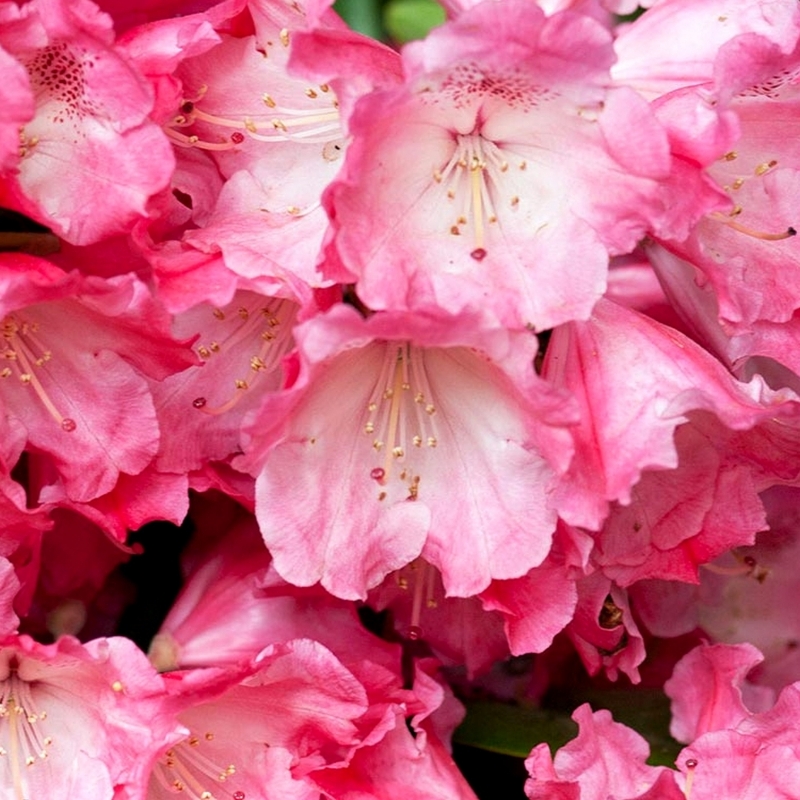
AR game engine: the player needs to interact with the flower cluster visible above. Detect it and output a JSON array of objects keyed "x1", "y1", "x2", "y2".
[{"x1": 1, "y1": 0, "x2": 800, "y2": 795}]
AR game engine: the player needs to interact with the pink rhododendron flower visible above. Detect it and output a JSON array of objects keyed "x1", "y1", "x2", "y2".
[
  {"x1": 148, "y1": 639, "x2": 372, "y2": 799},
  {"x1": 612, "y1": 0, "x2": 800, "y2": 98},
  {"x1": 150, "y1": 289, "x2": 299, "y2": 474},
  {"x1": 0, "y1": 633, "x2": 179, "y2": 800},
  {"x1": 322, "y1": 0, "x2": 714, "y2": 330},
  {"x1": 240, "y1": 303, "x2": 577, "y2": 599},
  {"x1": 525, "y1": 704, "x2": 683, "y2": 799},
  {"x1": 0, "y1": 0, "x2": 175, "y2": 244},
  {"x1": 0, "y1": 254, "x2": 196, "y2": 503},
  {"x1": 633, "y1": 485, "x2": 800, "y2": 691},
  {"x1": 368, "y1": 558, "x2": 511, "y2": 677},
  {"x1": 128, "y1": 0, "x2": 396, "y2": 299},
  {"x1": 148, "y1": 499, "x2": 400, "y2": 674}
]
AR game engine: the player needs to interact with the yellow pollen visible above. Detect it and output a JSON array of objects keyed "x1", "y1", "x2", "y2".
[
  {"x1": 262, "y1": 93, "x2": 276, "y2": 108},
  {"x1": 111, "y1": 681, "x2": 124, "y2": 692},
  {"x1": 723, "y1": 151, "x2": 737, "y2": 161},
  {"x1": 755, "y1": 159, "x2": 777, "y2": 175},
  {"x1": 305, "y1": 88, "x2": 318, "y2": 98},
  {"x1": 279, "y1": 28, "x2": 290, "y2": 47}
]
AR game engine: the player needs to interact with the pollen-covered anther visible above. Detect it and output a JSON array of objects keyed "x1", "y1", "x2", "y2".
[
  {"x1": 0, "y1": 676, "x2": 55, "y2": 798},
  {"x1": 166, "y1": 77, "x2": 341, "y2": 149},
  {"x1": 192, "y1": 298, "x2": 296, "y2": 416},
  {"x1": 152, "y1": 729, "x2": 242, "y2": 800},
  {"x1": 0, "y1": 313, "x2": 76, "y2": 432}
]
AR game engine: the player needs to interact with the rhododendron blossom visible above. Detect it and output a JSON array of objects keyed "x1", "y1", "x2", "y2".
[
  {"x1": 0, "y1": 0, "x2": 175, "y2": 244},
  {"x1": 1, "y1": 0, "x2": 800, "y2": 796},
  {"x1": 323, "y1": 0, "x2": 715, "y2": 330},
  {"x1": 241, "y1": 303, "x2": 577, "y2": 599}
]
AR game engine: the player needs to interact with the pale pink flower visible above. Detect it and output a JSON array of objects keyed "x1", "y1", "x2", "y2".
[
  {"x1": 0, "y1": 634, "x2": 179, "y2": 800},
  {"x1": 240, "y1": 303, "x2": 577, "y2": 599},
  {"x1": 150, "y1": 289, "x2": 300, "y2": 474},
  {"x1": 612, "y1": 0, "x2": 800, "y2": 99},
  {"x1": 633, "y1": 485, "x2": 800, "y2": 691},
  {"x1": 147, "y1": 639, "x2": 373, "y2": 800},
  {"x1": 148, "y1": 500, "x2": 400, "y2": 674},
  {"x1": 128, "y1": 0, "x2": 396, "y2": 298},
  {"x1": 322, "y1": 0, "x2": 713, "y2": 330}
]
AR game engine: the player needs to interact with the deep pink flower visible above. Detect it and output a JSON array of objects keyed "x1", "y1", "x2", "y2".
[
  {"x1": 525, "y1": 704, "x2": 682, "y2": 799},
  {"x1": 0, "y1": 254, "x2": 196, "y2": 503},
  {"x1": 148, "y1": 639, "x2": 371, "y2": 799},
  {"x1": 0, "y1": 0, "x2": 175, "y2": 244},
  {"x1": 543, "y1": 297, "x2": 793, "y2": 531}
]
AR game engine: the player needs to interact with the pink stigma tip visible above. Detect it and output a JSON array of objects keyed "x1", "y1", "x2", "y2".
[
  {"x1": 370, "y1": 467, "x2": 385, "y2": 481},
  {"x1": 192, "y1": 397, "x2": 207, "y2": 409},
  {"x1": 470, "y1": 248, "x2": 487, "y2": 261},
  {"x1": 61, "y1": 418, "x2": 77, "y2": 432}
]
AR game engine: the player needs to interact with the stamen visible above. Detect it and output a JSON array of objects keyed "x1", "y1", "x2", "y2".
[
  {"x1": 432, "y1": 133, "x2": 514, "y2": 258},
  {"x1": 0, "y1": 675, "x2": 55, "y2": 800},
  {"x1": 192, "y1": 299, "x2": 295, "y2": 416},
  {"x1": 709, "y1": 212, "x2": 796, "y2": 241},
  {"x1": 684, "y1": 757, "x2": 698, "y2": 800},
  {"x1": 167, "y1": 93, "x2": 341, "y2": 148},
  {"x1": 152, "y1": 731, "x2": 243, "y2": 800},
  {"x1": 1, "y1": 314, "x2": 76, "y2": 432},
  {"x1": 363, "y1": 343, "x2": 440, "y2": 501}
]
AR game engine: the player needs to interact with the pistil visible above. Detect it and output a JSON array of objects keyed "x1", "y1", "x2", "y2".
[{"x1": 433, "y1": 134, "x2": 521, "y2": 260}]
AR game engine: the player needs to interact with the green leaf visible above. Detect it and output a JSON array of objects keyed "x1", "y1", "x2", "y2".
[
  {"x1": 454, "y1": 701, "x2": 578, "y2": 758},
  {"x1": 384, "y1": 0, "x2": 446, "y2": 43},
  {"x1": 333, "y1": 0, "x2": 386, "y2": 39},
  {"x1": 454, "y1": 689, "x2": 683, "y2": 767}
]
